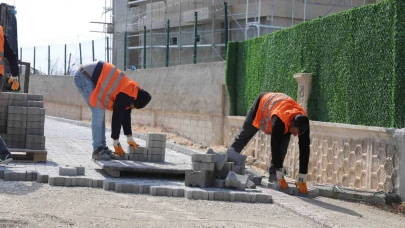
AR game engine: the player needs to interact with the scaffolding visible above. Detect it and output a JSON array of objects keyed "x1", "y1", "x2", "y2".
[{"x1": 115, "y1": 0, "x2": 374, "y2": 69}]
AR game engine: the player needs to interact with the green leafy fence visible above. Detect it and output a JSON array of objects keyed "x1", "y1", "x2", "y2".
[{"x1": 225, "y1": 0, "x2": 405, "y2": 128}]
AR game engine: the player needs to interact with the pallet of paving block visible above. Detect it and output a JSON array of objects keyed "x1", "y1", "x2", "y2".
[{"x1": 8, "y1": 148, "x2": 47, "y2": 162}]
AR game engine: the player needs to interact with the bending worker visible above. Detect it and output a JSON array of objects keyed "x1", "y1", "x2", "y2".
[
  {"x1": 74, "y1": 61, "x2": 151, "y2": 160},
  {"x1": 228, "y1": 92, "x2": 310, "y2": 194},
  {"x1": 0, "y1": 25, "x2": 20, "y2": 164}
]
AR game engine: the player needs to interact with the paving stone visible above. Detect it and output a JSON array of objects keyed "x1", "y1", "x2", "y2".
[
  {"x1": 185, "y1": 188, "x2": 209, "y2": 200},
  {"x1": 26, "y1": 128, "x2": 44, "y2": 135},
  {"x1": 9, "y1": 93, "x2": 28, "y2": 101},
  {"x1": 0, "y1": 93, "x2": 10, "y2": 99},
  {"x1": 0, "y1": 99, "x2": 7, "y2": 106},
  {"x1": 27, "y1": 94, "x2": 43, "y2": 101},
  {"x1": 26, "y1": 170, "x2": 38, "y2": 181},
  {"x1": 103, "y1": 180, "x2": 116, "y2": 191},
  {"x1": 128, "y1": 153, "x2": 148, "y2": 161},
  {"x1": 37, "y1": 173, "x2": 49, "y2": 183},
  {"x1": 115, "y1": 183, "x2": 138, "y2": 193},
  {"x1": 138, "y1": 184, "x2": 151, "y2": 194},
  {"x1": 7, "y1": 127, "x2": 26, "y2": 135},
  {"x1": 146, "y1": 133, "x2": 166, "y2": 141},
  {"x1": 151, "y1": 186, "x2": 173, "y2": 197},
  {"x1": 206, "y1": 149, "x2": 228, "y2": 171},
  {"x1": 191, "y1": 154, "x2": 216, "y2": 163},
  {"x1": 71, "y1": 177, "x2": 93, "y2": 187},
  {"x1": 48, "y1": 176, "x2": 66, "y2": 186},
  {"x1": 4, "y1": 170, "x2": 26, "y2": 181},
  {"x1": 146, "y1": 140, "x2": 166, "y2": 148},
  {"x1": 27, "y1": 115, "x2": 45, "y2": 122},
  {"x1": 226, "y1": 147, "x2": 247, "y2": 167},
  {"x1": 148, "y1": 147, "x2": 165, "y2": 155},
  {"x1": 128, "y1": 146, "x2": 148, "y2": 155},
  {"x1": 59, "y1": 166, "x2": 77, "y2": 176},
  {"x1": 8, "y1": 100, "x2": 27, "y2": 107},
  {"x1": 26, "y1": 135, "x2": 46, "y2": 144},
  {"x1": 8, "y1": 106, "x2": 28, "y2": 114},
  {"x1": 8, "y1": 114, "x2": 27, "y2": 122},
  {"x1": 213, "y1": 179, "x2": 225, "y2": 189},
  {"x1": 76, "y1": 166, "x2": 85, "y2": 175},
  {"x1": 192, "y1": 162, "x2": 215, "y2": 171},
  {"x1": 147, "y1": 154, "x2": 164, "y2": 162},
  {"x1": 249, "y1": 176, "x2": 263, "y2": 185},
  {"x1": 185, "y1": 170, "x2": 214, "y2": 188},
  {"x1": 27, "y1": 121, "x2": 45, "y2": 129},
  {"x1": 218, "y1": 162, "x2": 234, "y2": 179},
  {"x1": 0, "y1": 169, "x2": 5, "y2": 178},
  {"x1": 225, "y1": 171, "x2": 249, "y2": 191},
  {"x1": 252, "y1": 193, "x2": 273, "y2": 203},
  {"x1": 230, "y1": 192, "x2": 253, "y2": 203},
  {"x1": 10, "y1": 134, "x2": 25, "y2": 142},
  {"x1": 7, "y1": 120, "x2": 26, "y2": 128},
  {"x1": 26, "y1": 142, "x2": 45, "y2": 150},
  {"x1": 233, "y1": 165, "x2": 246, "y2": 175},
  {"x1": 27, "y1": 107, "x2": 45, "y2": 115},
  {"x1": 208, "y1": 190, "x2": 230, "y2": 201},
  {"x1": 247, "y1": 180, "x2": 256, "y2": 189},
  {"x1": 27, "y1": 101, "x2": 44, "y2": 108},
  {"x1": 172, "y1": 187, "x2": 185, "y2": 197}
]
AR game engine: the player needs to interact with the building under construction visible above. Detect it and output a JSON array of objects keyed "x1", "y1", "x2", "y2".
[{"x1": 111, "y1": 0, "x2": 379, "y2": 70}]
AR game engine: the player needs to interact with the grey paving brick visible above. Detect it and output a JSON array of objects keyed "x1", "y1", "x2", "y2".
[
  {"x1": 7, "y1": 120, "x2": 26, "y2": 128},
  {"x1": 128, "y1": 153, "x2": 147, "y2": 161},
  {"x1": 0, "y1": 118, "x2": 7, "y2": 126},
  {"x1": 213, "y1": 179, "x2": 225, "y2": 189},
  {"x1": 146, "y1": 140, "x2": 166, "y2": 148},
  {"x1": 185, "y1": 170, "x2": 214, "y2": 188},
  {"x1": 185, "y1": 188, "x2": 209, "y2": 200},
  {"x1": 138, "y1": 134, "x2": 146, "y2": 140},
  {"x1": 146, "y1": 133, "x2": 166, "y2": 141},
  {"x1": 64, "y1": 177, "x2": 73, "y2": 187},
  {"x1": 26, "y1": 135, "x2": 45, "y2": 144},
  {"x1": 26, "y1": 128, "x2": 44, "y2": 135},
  {"x1": 226, "y1": 147, "x2": 247, "y2": 167},
  {"x1": 59, "y1": 166, "x2": 77, "y2": 176},
  {"x1": 172, "y1": 187, "x2": 185, "y2": 197},
  {"x1": 27, "y1": 121, "x2": 45, "y2": 129},
  {"x1": 71, "y1": 177, "x2": 93, "y2": 187},
  {"x1": 0, "y1": 93, "x2": 10, "y2": 99},
  {"x1": 128, "y1": 146, "x2": 148, "y2": 155},
  {"x1": 27, "y1": 94, "x2": 43, "y2": 101},
  {"x1": 0, "y1": 169, "x2": 5, "y2": 178},
  {"x1": 252, "y1": 193, "x2": 273, "y2": 203},
  {"x1": 9, "y1": 93, "x2": 28, "y2": 101},
  {"x1": 8, "y1": 114, "x2": 27, "y2": 122},
  {"x1": 138, "y1": 184, "x2": 151, "y2": 194},
  {"x1": 148, "y1": 147, "x2": 165, "y2": 155},
  {"x1": 48, "y1": 176, "x2": 66, "y2": 186},
  {"x1": 230, "y1": 192, "x2": 253, "y2": 203},
  {"x1": 192, "y1": 162, "x2": 215, "y2": 171},
  {"x1": 8, "y1": 100, "x2": 27, "y2": 107},
  {"x1": 37, "y1": 173, "x2": 49, "y2": 183},
  {"x1": 0, "y1": 99, "x2": 8, "y2": 106},
  {"x1": 26, "y1": 142, "x2": 45, "y2": 150},
  {"x1": 4, "y1": 170, "x2": 26, "y2": 181},
  {"x1": 147, "y1": 154, "x2": 164, "y2": 162},
  {"x1": 27, "y1": 107, "x2": 45, "y2": 115},
  {"x1": 249, "y1": 176, "x2": 263, "y2": 185},
  {"x1": 151, "y1": 186, "x2": 173, "y2": 197},
  {"x1": 27, "y1": 115, "x2": 45, "y2": 122},
  {"x1": 208, "y1": 190, "x2": 231, "y2": 201},
  {"x1": 166, "y1": 142, "x2": 174, "y2": 149},
  {"x1": 206, "y1": 149, "x2": 228, "y2": 171},
  {"x1": 92, "y1": 179, "x2": 104, "y2": 188},
  {"x1": 76, "y1": 166, "x2": 85, "y2": 175},
  {"x1": 26, "y1": 170, "x2": 38, "y2": 181},
  {"x1": 233, "y1": 165, "x2": 246, "y2": 175},
  {"x1": 8, "y1": 141, "x2": 26, "y2": 148},
  {"x1": 10, "y1": 134, "x2": 25, "y2": 142},
  {"x1": 225, "y1": 171, "x2": 249, "y2": 191},
  {"x1": 191, "y1": 154, "x2": 216, "y2": 163},
  {"x1": 115, "y1": 183, "x2": 138, "y2": 193},
  {"x1": 7, "y1": 127, "x2": 26, "y2": 135},
  {"x1": 103, "y1": 180, "x2": 116, "y2": 191},
  {"x1": 27, "y1": 101, "x2": 44, "y2": 108},
  {"x1": 218, "y1": 162, "x2": 234, "y2": 179}
]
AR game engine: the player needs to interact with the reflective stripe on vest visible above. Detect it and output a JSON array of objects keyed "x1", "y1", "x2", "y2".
[
  {"x1": 260, "y1": 93, "x2": 290, "y2": 132},
  {"x1": 95, "y1": 67, "x2": 125, "y2": 108}
]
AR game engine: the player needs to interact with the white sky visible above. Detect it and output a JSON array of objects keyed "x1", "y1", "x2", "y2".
[{"x1": 1, "y1": 0, "x2": 110, "y2": 48}]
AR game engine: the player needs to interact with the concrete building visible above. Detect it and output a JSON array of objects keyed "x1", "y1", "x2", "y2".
[{"x1": 112, "y1": 0, "x2": 380, "y2": 70}]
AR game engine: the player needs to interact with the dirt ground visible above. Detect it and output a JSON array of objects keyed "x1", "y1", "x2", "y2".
[{"x1": 0, "y1": 181, "x2": 320, "y2": 228}]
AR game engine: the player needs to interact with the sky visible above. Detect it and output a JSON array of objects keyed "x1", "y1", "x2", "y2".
[{"x1": 1, "y1": 0, "x2": 112, "y2": 74}]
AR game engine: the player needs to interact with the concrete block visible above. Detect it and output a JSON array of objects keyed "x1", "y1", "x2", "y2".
[
  {"x1": 146, "y1": 140, "x2": 166, "y2": 148},
  {"x1": 192, "y1": 162, "x2": 215, "y2": 171},
  {"x1": 103, "y1": 180, "x2": 116, "y2": 191},
  {"x1": 10, "y1": 134, "x2": 25, "y2": 142},
  {"x1": 26, "y1": 135, "x2": 45, "y2": 144},
  {"x1": 26, "y1": 170, "x2": 38, "y2": 181},
  {"x1": 230, "y1": 192, "x2": 252, "y2": 203},
  {"x1": 138, "y1": 134, "x2": 146, "y2": 140},
  {"x1": 27, "y1": 121, "x2": 45, "y2": 129},
  {"x1": 26, "y1": 128, "x2": 44, "y2": 135},
  {"x1": 27, "y1": 115, "x2": 45, "y2": 122},
  {"x1": 8, "y1": 100, "x2": 27, "y2": 107},
  {"x1": 146, "y1": 133, "x2": 166, "y2": 141},
  {"x1": 213, "y1": 179, "x2": 225, "y2": 189},
  {"x1": 147, "y1": 154, "x2": 164, "y2": 162},
  {"x1": 226, "y1": 147, "x2": 247, "y2": 167},
  {"x1": 206, "y1": 149, "x2": 228, "y2": 171},
  {"x1": 249, "y1": 176, "x2": 263, "y2": 185},
  {"x1": 151, "y1": 186, "x2": 173, "y2": 197},
  {"x1": 225, "y1": 171, "x2": 249, "y2": 191},
  {"x1": 27, "y1": 107, "x2": 45, "y2": 115},
  {"x1": 148, "y1": 147, "x2": 165, "y2": 155},
  {"x1": 191, "y1": 154, "x2": 216, "y2": 163},
  {"x1": 27, "y1": 101, "x2": 44, "y2": 108},
  {"x1": 37, "y1": 173, "x2": 49, "y2": 183},
  {"x1": 0, "y1": 100, "x2": 7, "y2": 107},
  {"x1": 185, "y1": 170, "x2": 214, "y2": 188},
  {"x1": 27, "y1": 94, "x2": 43, "y2": 101},
  {"x1": 7, "y1": 141, "x2": 26, "y2": 148},
  {"x1": 218, "y1": 162, "x2": 234, "y2": 179},
  {"x1": 253, "y1": 193, "x2": 273, "y2": 203},
  {"x1": 8, "y1": 114, "x2": 27, "y2": 122},
  {"x1": 166, "y1": 142, "x2": 174, "y2": 149},
  {"x1": 172, "y1": 187, "x2": 185, "y2": 197},
  {"x1": 128, "y1": 153, "x2": 148, "y2": 161},
  {"x1": 0, "y1": 118, "x2": 7, "y2": 126},
  {"x1": 115, "y1": 183, "x2": 138, "y2": 193},
  {"x1": 0, "y1": 93, "x2": 10, "y2": 100},
  {"x1": 233, "y1": 165, "x2": 246, "y2": 175},
  {"x1": 185, "y1": 188, "x2": 209, "y2": 200},
  {"x1": 138, "y1": 184, "x2": 151, "y2": 194},
  {"x1": 9, "y1": 93, "x2": 27, "y2": 101},
  {"x1": 0, "y1": 126, "x2": 6, "y2": 133},
  {"x1": 59, "y1": 166, "x2": 77, "y2": 176},
  {"x1": 91, "y1": 179, "x2": 103, "y2": 188},
  {"x1": 76, "y1": 166, "x2": 85, "y2": 175},
  {"x1": 26, "y1": 143, "x2": 45, "y2": 150},
  {"x1": 3, "y1": 170, "x2": 26, "y2": 181},
  {"x1": 7, "y1": 120, "x2": 26, "y2": 128},
  {"x1": 48, "y1": 176, "x2": 66, "y2": 186},
  {"x1": 247, "y1": 180, "x2": 256, "y2": 189},
  {"x1": 208, "y1": 190, "x2": 230, "y2": 201},
  {"x1": 7, "y1": 127, "x2": 26, "y2": 135},
  {"x1": 128, "y1": 146, "x2": 148, "y2": 155},
  {"x1": 71, "y1": 177, "x2": 93, "y2": 187}
]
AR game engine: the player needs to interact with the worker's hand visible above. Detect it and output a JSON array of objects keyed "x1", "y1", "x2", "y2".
[
  {"x1": 296, "y1": 173, "x2": 308, "y2": 194},
  {"x1": 8, "y1": 76, "x2": 19, "y2": 90},
  {"x1": 127, "y1": 136, "x2": 139, "y2": 150},
  {"x1": 113, "y1": 139, "x2": 125, "y2": 156},
  {"x1": 276, "y1": 168, "x2": 289, "y2": 189}
]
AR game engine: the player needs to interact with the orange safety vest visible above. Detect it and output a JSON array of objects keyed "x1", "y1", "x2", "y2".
[
  {"x1": 89, "y1": 62, "x2": 139, "y2": 111},
  {"x1": 252, "y1": 93, "x2": 306, "y2": 134},
  {"x1": 0, "y1": 26, "x2": 5, "y2": 76}
]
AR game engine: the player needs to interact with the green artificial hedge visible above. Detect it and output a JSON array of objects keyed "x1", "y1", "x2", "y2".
[{"x1": 225, "y1": 0, "x2": 405, "y2": 128}]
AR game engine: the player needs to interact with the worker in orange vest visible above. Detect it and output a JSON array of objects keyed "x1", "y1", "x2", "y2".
[
  {"x1": 0, "y1": 25, "x2": 19, "y2": 164},
  {"x1": 228, "y1": 92, "x2": 310, "y2": 194},
  {"x1": 74, "y1": 61, "x2": 151, "y2": 160}
]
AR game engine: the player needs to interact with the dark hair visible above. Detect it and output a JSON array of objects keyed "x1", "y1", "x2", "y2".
[
  {"x1": 133, "y1": 89, "x2": 151, "y2": 109},
  {"x1": 293, "y1": 114, "x2": 309, "y2": 134}
]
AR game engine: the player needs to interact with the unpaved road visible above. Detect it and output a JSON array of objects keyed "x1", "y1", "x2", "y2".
[{"x1": 0, "y1": 181, "x2": 320, "y2": 228}]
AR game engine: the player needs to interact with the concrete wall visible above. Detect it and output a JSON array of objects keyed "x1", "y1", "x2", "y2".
[{"x1": 28, "y1": 61, "x2": 227, "y2": 146}]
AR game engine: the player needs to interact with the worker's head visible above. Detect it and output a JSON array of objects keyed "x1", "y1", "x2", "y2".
[
  {"x1": 132, "y1": 89, "x2": 151, "y2": 109},
  {"x1": 289, "y1": 114, "x2": 309, "y2": 136}
]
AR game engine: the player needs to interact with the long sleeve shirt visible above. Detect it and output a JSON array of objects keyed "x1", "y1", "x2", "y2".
[
  {"x1": 270, "y1": 115, "x2": 310, "y2": 174},
  {"x1": 3, "y1": 34, "x2": 19, "y2": 76}
]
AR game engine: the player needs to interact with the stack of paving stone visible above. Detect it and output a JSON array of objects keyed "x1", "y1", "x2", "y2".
[
  {"x1": 127, "y1": 133, "x2": 166, "y2": 162},
  {"x1": 0, "y1": 92, "x2": 46, "y2": 161},
  {"x1": 184, "y1": 153, "x2": 216, "y2": 188}
]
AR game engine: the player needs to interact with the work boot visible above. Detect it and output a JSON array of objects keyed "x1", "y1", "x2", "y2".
[
  {"x1": 268, "y1": 173, "x2": 277, "y2": 183},
  {"x1": 103, "y1": 146, "x2": 120, "y2": 160},
  {"x1": 0, "y1": 151, "x2": 12, "y2": 164},
  {"x1": 92, "y1": 147, "x2": 111, "y2": 161}
]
